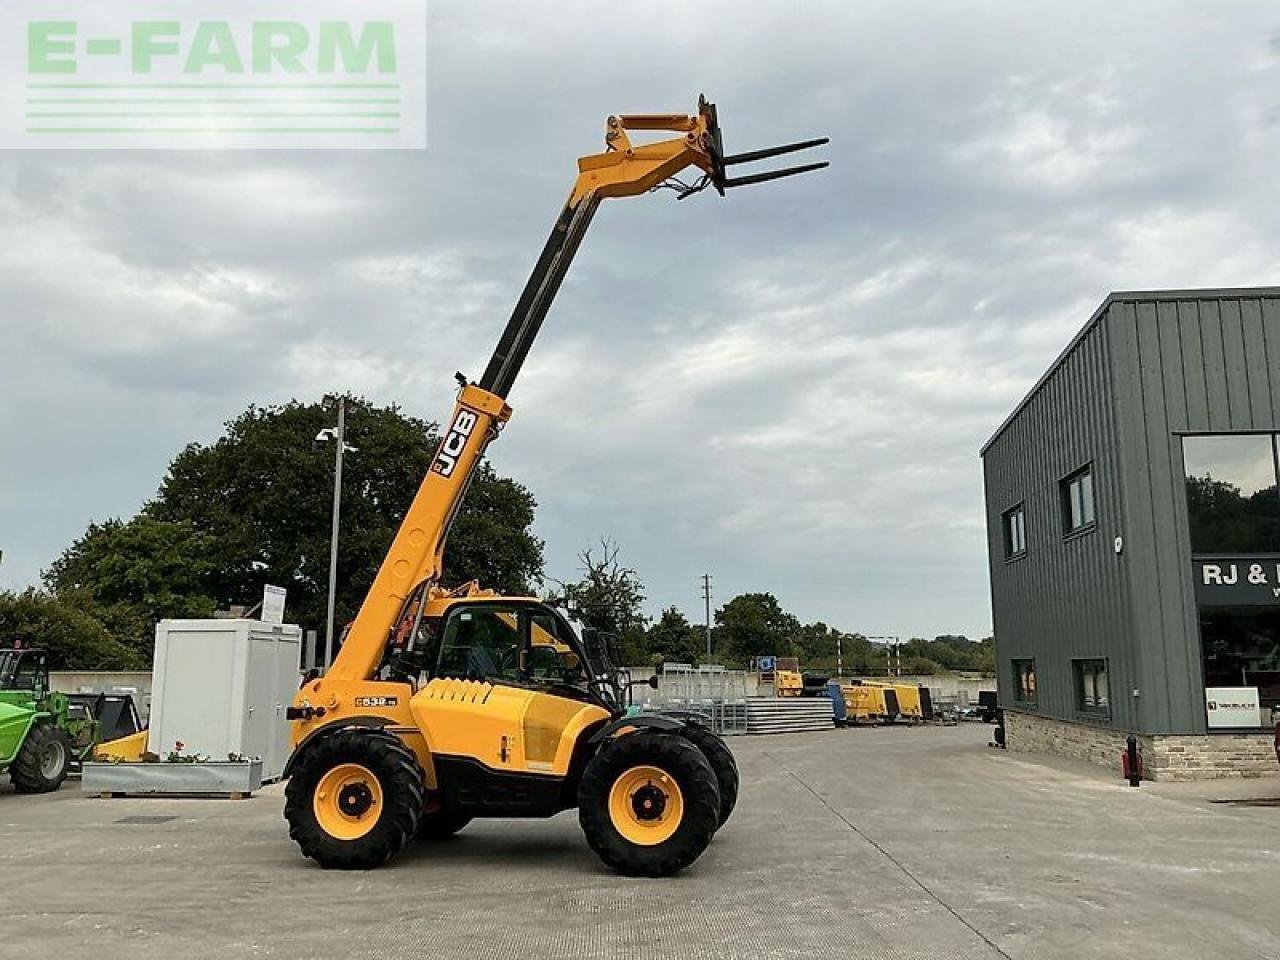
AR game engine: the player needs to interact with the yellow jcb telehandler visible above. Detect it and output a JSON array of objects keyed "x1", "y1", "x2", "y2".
[{"x1": 282, "y1": 97, "x2": 827, "y2": 876}]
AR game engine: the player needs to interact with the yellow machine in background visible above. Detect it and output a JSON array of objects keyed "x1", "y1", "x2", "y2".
[
  {"x1": 770, "y1": 670, "x2": 832, "y2": 698},
  {"x1": 863, "y1": 681, "x2": 922, "y2": 721},
  {"x1": 840, "y1": 683, "x2": 898, "y2": 724},
  {"x1": 94, "y1": 729, "x2": 149, "y2": 761},
  {"x1": 842, "y1": 680, "x2": 934, "y2": 725},
  {"x1": 773, "y1": 670, "x2": 804, "y2": 697},
  {"x1": 281, "y1": 97, "x2": 827, "y2": 876}
]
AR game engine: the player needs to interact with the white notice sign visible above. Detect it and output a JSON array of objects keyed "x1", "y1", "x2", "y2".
[
  {"x1": 262, "y1": 584, "x2": 287, "y2": 626},
  {"x1": 1204, "y1": 687, "x2": 1262, "y2": 729}
]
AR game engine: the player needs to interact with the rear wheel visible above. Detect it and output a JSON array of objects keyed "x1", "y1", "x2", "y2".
[
  {"x1": 11, "y1": 722, "x2": 71, "y2": 794},
  {"x1": 578, "y1": 731, "x2": 719, "y2": 877},
  {"x1": 680, "y1": 724, "x2": 738, "y2": 830},
  {"x1": 285, "y1": 728, "x2": 424, "y2": 869}
]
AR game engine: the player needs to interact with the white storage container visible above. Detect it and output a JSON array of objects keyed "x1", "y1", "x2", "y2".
[{"x1": 150, "y1": 619, "x2": 302, "y2": 781}]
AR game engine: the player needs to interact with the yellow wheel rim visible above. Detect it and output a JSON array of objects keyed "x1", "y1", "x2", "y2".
[
  {"x1": 607, "y1": 764, "x2": 684, "y2": 846},
  {"x1": 313, "y1": 763, "x2": 383, "y2": 841}
]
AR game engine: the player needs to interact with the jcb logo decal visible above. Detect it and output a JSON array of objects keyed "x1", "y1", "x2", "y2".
[{"x1": 432, "y1": 408, "x2": 478, "y2": 477}]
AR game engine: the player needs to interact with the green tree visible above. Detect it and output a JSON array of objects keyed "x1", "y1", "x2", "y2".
[
  {"x1": 548, "y1": 539, "x2": 648, "y2": 663},
  {"x1": 51, "y1": 396, "x2": 543, "y2": 653},
  {"x1": 43, "y1": 516, "x2": 218, "y2": 658},
  {"x1": 646, "y1": 607, "x2": 704, "y2": 666},
  {"x1": 901, "y1": 655, "x2": 940, "y2": 675},
  {"x1": 880, "y1": 635, "x2": 995, "y2": 676},
  {"x1": 0, "y1": 590, "x2": 145, "y2": 671},
  {"x1": 714, "y1": 592, "x2": 800, "y2": 663},
  {"x1": 796, "y1": 621, "x2": 839, "y2": 662},
  {"x1": 839, "y1": 632, "x2": 877, "y2": 673},
  {"x1": 444, "y1": 461, "x2": 543, "y2": 592},
  {"x1": 976, "y1": 636, "x2": 995, "y2": 676}
]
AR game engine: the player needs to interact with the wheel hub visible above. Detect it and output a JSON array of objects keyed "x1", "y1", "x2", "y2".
[
  {"x1": 338, "y1": 782, "x2": 374, "y2": 818},
  {"x1": 607, "y1": 764, "x2": 685, "y2": 846},
  {"x1": 313, "y1": 763, "x2": 383, "y2": 841},
  {"x1": 40, "y1": 741, "x2": 66, "y2": 779},
  {"x1": 631, "y1": 783, "x2": 667, "y2": 821}
]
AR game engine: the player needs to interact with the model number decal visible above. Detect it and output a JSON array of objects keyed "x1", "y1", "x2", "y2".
[
  {"x1": 354, "y1": 696, "x2": 399, "y2": 708},
  {"x1": 432, "y1": 408, "x2": 479, "y2": 477}
]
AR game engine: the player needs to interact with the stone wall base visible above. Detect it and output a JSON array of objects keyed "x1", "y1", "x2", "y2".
[{"x1": 1004, "y1": 710, "x2": 1278, "y2": 781}]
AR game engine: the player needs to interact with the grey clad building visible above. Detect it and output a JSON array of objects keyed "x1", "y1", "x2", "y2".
[{"x1": 982, "y1": 288, "x2": 1280, "y2": 779}]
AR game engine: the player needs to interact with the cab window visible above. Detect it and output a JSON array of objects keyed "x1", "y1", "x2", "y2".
[
  {"x1": 2, "y1": 652, "x2": 43, "y2": 692},
  {"x1": 436, "y1": 607, "x2": 523, "y2": 682},
  {"x1": 527, "y1": 611, "x2": 586, "y2": 687}
]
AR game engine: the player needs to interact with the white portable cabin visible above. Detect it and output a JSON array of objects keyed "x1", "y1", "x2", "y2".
[{"x1": 150, "y1": 619, "x2": 302, "y2": 781}]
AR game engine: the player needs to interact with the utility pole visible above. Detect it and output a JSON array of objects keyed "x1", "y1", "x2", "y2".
[
  {"x1": 836, "y1": 634, "x2": 843, "y2": 679},
  {"x1": 701, "y1": 573, "x2": 713, "y2": 660},
  {"x1": 317, "y1": 397, "x2": 353, "y2": 670}
]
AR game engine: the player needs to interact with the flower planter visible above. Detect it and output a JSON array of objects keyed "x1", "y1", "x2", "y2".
[{"x1": 82, "y1": 759, "x2": 264, "y2": 797}]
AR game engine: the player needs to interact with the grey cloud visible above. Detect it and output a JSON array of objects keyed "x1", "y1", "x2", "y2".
[{"x1": 4, "y1": 1, "x2": 1280, "y2": 641}]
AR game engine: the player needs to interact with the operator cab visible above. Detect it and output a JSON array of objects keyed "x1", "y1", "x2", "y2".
[
  {"x1": 0, "y1": 648, "x2": 48, "y2": 695},
  {"x1": 384, "y1": 598, "x2": 627, "y2": 712}
]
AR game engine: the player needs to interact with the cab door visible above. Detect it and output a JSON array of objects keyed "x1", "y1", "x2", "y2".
[
  {"x1": 412, "y1": 603, "x2": 531, "y2": 774},
  {"x1": 520, "y1": 607, "x2": 608, "y2": 771}
]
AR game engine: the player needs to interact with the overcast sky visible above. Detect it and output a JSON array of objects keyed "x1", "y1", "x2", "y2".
[{"x1": 3, "y1": 1, "x2": 1280, "y2": 640}]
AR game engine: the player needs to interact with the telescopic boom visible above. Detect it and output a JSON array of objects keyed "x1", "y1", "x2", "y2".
[{"x1": 327, "y1": 96, "x2": 828, "y2": 681}]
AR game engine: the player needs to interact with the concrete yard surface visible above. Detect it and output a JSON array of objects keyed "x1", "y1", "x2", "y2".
[{"x1": 3, "y1": 724, "x2": 1279, "y2": 959}]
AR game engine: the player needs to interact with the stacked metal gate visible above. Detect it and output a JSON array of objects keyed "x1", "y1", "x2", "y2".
[
  {"x1": 630, "y1": 664, "x2": 836, "y2": 735},
  {"x1": 742, "y1": 696, "x2": 834, "y2": 733},
  {"x1": 631, "y1": 663, "x2": 750, "y2": 735}
]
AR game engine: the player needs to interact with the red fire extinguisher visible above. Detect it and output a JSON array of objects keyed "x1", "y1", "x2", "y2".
[{"x1": 1121, "y1": 735, "x2": 1142, "y2": 787}]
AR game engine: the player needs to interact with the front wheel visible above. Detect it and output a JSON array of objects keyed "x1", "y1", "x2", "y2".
[
  {"x1": 11, "y1": 722, "x2": 71, "y2": 794},
  {"x1": 578, "y1": 731, "x2": 720, "y2": 877},
  {"x1": 284, "y1": 728, "x2": 425, "y2": 870}
]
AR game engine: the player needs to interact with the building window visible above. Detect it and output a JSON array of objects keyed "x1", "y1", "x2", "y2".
[
  {"x1": 1183, "y1": 434, "x2": 1280, "y2": 554},
  {"x1": 1199, "y1": 609, "x2": 1280, "y2": 727},
  {"x1": 1060, "y1": 465, "x2": 1096, "y2": 535},
  {"x1": 1073, "y1": 659, "x2": 1110, "y2": 716},
  {"x1": 1002, "y1": 503, "x2": 1027, "y2": 559},
  {"x1": 1011, "y1": 658, "x2": 1036, "y2": 704}
]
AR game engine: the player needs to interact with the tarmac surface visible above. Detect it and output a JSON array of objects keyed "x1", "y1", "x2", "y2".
[{"x1": 3, "y1": 723, "x2": 1280, "y2": 959}]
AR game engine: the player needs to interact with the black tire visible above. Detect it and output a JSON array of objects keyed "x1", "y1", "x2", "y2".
[
  {"x1": 415, "y1": 806, "x2": 472, "y2": 842},
  {"x1": 578, "y1": 731, "x2": 720, "y2": 877},
  {"x1": 284, "y1": 728, "x2": 424, "y2": 870},
  {"x1": 11, "y1": 722, "x2": 72, "y2": 794},
  {"x1": 680, "y1": 724, "x2": 738, "y2": 831}
]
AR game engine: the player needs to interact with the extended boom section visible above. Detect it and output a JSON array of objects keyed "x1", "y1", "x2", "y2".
[{"x1": 320, "y1": 97, "x2": 827, "y2": 683}]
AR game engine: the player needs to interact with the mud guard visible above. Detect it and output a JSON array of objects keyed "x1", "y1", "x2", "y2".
[
  {"x1": 282, "y1": 715, "x2": 394, "y2": 779},
  {"x1": 588, "y1": 713, "x2": 686, "y2": 744}
]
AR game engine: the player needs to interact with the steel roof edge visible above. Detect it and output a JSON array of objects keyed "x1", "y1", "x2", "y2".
[{"x1": 979, "y1": 286, "x2": 1280, "y2": 456}]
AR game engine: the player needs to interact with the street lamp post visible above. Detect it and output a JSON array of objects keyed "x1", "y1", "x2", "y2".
[
  {"x1": 316, "y1": 397, "x2": 356, "y2": 670},
  {"x1": 701, "y1": 574, "x2": 713, "y2": 660}
]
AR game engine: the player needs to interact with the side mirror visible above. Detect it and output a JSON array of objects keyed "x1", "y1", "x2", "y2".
[{"x1": 648, "y1": 675, "x2": 660, "y2": 689}]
